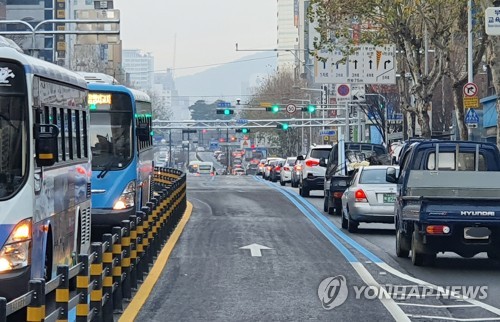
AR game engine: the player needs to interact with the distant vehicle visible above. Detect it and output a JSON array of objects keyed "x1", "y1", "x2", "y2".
[
  {"x1": 246, "y1": 163, "x2": 259, "y2": 175},
  {"x1": 196, "y1": 162, "x2": 214, "y2": 175},
  {"x1": 387, "y1": 140, "x2": 500, "y2": 266},
  {"x1": 188, "y1": 160, "x2": 202, "y2": 173},
  {"x1": 341, "y1": 165, "x2": 399, "y2": 233},
  {"x1": 297, "y1": 145, "x2": 332, "y2": 197},
  {"x1": 233, "y1": 168, "x2": 246, "y2": 175},
  {"x1": 291, "y1": 156, "x2": 305, "y2": 188},
  {"x1": 264, "y1": 159, "x2": 283, "y2": 180},
  {"x1": 196, "y1": 146, "x2": 206, "y2": 152},
  {"x1": 279, "y1": 157, "x2": 297, "y2": 186},
  {"x1": 245, "y1": 147, "x2": 267, "y2": 161},
  {"x1": 269, "y1": 159, "x2": 285, "y2": 182},
  {"x1": 155, "y1": 151, "x2": 168, "y2": 167}
]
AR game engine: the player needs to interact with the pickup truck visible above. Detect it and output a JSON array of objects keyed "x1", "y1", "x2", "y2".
[{"x1": 386, "y1": 140, "x2": 500, "y2": 266}]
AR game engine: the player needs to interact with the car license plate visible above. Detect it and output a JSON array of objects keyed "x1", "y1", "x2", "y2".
[
  {"x1": 464, "y1": 227, "x2": 491, "y2": 240},
  {"x1": 383, "y1": 193, "x2": 396, "y2": 203}
]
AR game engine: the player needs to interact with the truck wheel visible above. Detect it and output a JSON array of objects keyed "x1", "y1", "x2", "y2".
[
  {"x1": 411, "y1": 231, "x2": 425, "y2": 266},
  {"x1": 396, "y1": 230, "x2": 410, "y2": 258},
  {"x1": 347, "y1": 213, "x2": 358, "y2": 233},
  {"x1": 341, "y1": 209, "x2": 348, "y2": 229}
]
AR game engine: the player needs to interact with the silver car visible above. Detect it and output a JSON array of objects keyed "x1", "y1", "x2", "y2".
[{"x1": 341, "y1": 165, "x2": 399, "y2": 233}]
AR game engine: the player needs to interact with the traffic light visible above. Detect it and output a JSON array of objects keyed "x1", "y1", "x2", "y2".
[
  {"x1": 301, "y1": 104, "x2": 316, "y2": 113},
  {"x1": 216, "y1": 109, "x2": 234, "y2": 115},
  {"x1": 266, "y1": 104, "x2": 280, "y2": 113},
  {"x1": 235, "y1": 128, "x2": 250, "y2": 133},
  {"x1": 277, "y1": 123, "x2": 289, "y2": 130},
  {"x1": 230, "y1": 136, "x2": 237, "y2": 142}
]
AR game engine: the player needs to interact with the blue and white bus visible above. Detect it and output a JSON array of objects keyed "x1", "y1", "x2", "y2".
[
  {"x1": 0, "y1": 46, "x2": 91, "y2": 299},
  {"x1": 81, "y1": 74, "x2": 154, "y2": 230}
]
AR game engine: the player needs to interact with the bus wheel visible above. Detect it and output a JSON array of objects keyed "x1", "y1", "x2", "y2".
[{"x1": 44, "y1": 231, "x2": 53, "y2": 281}]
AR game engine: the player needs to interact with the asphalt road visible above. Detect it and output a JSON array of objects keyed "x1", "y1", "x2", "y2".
[{"x1": 135, "y1": 175, "x2": 500, "y2": 321}]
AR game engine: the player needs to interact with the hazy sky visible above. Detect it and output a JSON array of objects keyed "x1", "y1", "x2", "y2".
[{"x1": 114, "y1": 0, "x2": 277, "y2": 77}]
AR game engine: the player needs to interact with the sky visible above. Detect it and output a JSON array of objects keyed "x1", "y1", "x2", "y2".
[{"x1": 114, "y1": 0, "x2": 278, "y2": 77}]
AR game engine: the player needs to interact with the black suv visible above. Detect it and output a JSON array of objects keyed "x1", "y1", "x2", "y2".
[{"x1": 321, "y1": 142, "x2": 388, "y2": 215}]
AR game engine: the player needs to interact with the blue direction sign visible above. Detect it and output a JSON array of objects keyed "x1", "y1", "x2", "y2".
[
  {"x1": 465, "y1": 108, "x2": 479, "y2": 124},
  {"x1": 236, "y1": 119, "x2": 248, "y2": 124},
  {"x1": 217, "y1": 102, "x2": 231, "y2": 108},
  {"x1": 320, "y1": 129, "x2": 336, "y2": 136}
]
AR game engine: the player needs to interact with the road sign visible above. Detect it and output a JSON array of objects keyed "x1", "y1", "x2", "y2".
[
  {"x1": 320, "y1": 129, "x2": 336, "y2": 136},
  {"x1": 335, "y1": 84, "x2": 351, "y2": 103},
  {"x1": 351, "y1": 84, "x2": 366, "y2": 102},
  {"x1": 463, "y1": 96, "x2": 480, "y2": 109},
  {"x1": 485, "y1": 7, "x2": 500, "y2": 36},
  {"x1": 259, "y1": 102, "x2": 272, "y2": 107},
  {"x1": 463, "y1": 82, "x2": 478, "y2": 97},
  {"x1": 387, "y1": 113, "x2": 404, "y2": 121},
  {"x1": 314, "y1": 44, "x2": 396, "y2": 84},
  {"x1": 217, "y1": 102, "x2": 231, "y2": 108},
  {"x1": 285, "y1": 104, "x2": 297, "y2": 114},
  {"x1": 465, "y1": 108, "x2": 479, "y2": 126},
  {"x1": 236, "y1": 119, "x2": 248, "y2": 124}
]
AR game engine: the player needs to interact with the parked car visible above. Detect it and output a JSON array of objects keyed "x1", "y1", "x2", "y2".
[
  {"x1": 341, "y1": 165, "x2": 398, "y2": 233},
  {"x1": 270, "y1": 159, "x2": 285, "y2": 182},
  {"x1": 298, "y1": 145, "x2": 332, "y2": 197},
  {"x1": 233, "y1": 168, "x2": 246, "y2": 175},
  {"x1": 246, "y1": 163, "x2": 259, "y2": 175},
  {"x1": 278, "y1": 157, "x2": 297, "y2": 186},
  {"x1": 291, "y1": 156, "x2": 304, "y2": 188}
]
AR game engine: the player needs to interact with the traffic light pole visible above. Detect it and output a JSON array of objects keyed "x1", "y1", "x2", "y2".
[{"x1": 226, "y1": 128, "x2": 230, "y2": 173}]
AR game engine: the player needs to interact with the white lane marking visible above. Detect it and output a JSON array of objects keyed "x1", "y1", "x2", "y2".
[
  {"x1": 378, "y1": 263, "x2": 500, "y2": 317},
  {"x1": 351, "y1": 262, "x2": 411, "y2": 322},
  {"x1": 398, "y1": 303, "x2": 476, "y2": 308},
  {"x1": 406, "y1": 314, "x2": 500, "y2": 321},
  {"x1": 239, "y1": 243, "x2": 272, "y2": 257}
]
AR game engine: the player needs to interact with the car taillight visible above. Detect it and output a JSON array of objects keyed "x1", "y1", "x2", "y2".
[
  {"x1": 275, "y1": 166, "x2": 281, "y2": 171},
  {"x1": 305, "y1": 159, "x2": 319, "y2": 167},
  {"x1": 354, "y1": 189, "x2": 367, "y2": 202},
  {"x1": 284, "y1": 166, "x2": 290, "y2": 171},
  {"x1": 426, "y1": 225, "x2": 450, "y2": 235},
  {"x1": 295, "y1": 165, "x2": 302, "y2": 171},
  {"x1": 333, "y1": 192, "x2": 343, "y2": 198}
]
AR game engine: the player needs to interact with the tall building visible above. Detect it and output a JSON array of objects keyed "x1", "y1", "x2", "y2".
[
  {"x1": 3, "y1": 0, "x2": 59, "y2": 63},
  {"x1": 122, "y1": 49, "x2": 154, "y2": 90},
  {"x1": 277, "y1": 0, "x2": 299, "y2": 71}
]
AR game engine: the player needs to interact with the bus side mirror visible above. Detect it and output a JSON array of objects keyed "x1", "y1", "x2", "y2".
[
  {"x1": 136, "y1": 123, "x2": 150, "y2": 141},
  {"x1": 34, "y1": 124, "x2": 59, "y2": 167}
]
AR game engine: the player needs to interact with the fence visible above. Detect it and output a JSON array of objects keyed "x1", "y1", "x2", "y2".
[{"x1": 0, "y1": 167, "x2": 186, "y2": 322}]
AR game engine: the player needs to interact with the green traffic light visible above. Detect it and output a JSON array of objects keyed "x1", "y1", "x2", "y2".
[
  {"x1": 282, "y1": 123, "x2": 289, "y2": 130},
  {"x1": 242, "y1": 128, "x2": 248, "y2": 134},
  {"x1": 307, "y1": 104, "x2": 316, "y2": 113},
  {"x1": 89, "y1": 104, "x2": 97, "y2": 110},
  {"x1": 272, "y1": 105, "x2": 279, "y2": 113},
  {"x1": 224, "y1": 109, "x2": 230, "y2": 115}
]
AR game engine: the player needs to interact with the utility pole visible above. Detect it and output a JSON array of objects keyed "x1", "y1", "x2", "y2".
[
  {"x1": 169, "y1": 130, "x2": 172, "y2": 167},
  {"x1": 226, "y1": 128, "x2": 230, "y2": 173}
]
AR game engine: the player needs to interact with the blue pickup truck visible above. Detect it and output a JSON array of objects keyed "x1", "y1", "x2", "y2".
[{"x1": 386, "y1": 140, "x2": 500, "y2": 266}]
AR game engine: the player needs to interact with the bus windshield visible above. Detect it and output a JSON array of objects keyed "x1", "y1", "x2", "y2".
[
  {"x1": 0, "y1": 95, "x2": 27, "y2": 199},
  {"x1": 89, "y1": 92, "x2": 133, "y2": 170}
]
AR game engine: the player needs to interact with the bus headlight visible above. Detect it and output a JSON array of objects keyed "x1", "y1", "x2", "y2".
[
  {"x1": 0, "y1": 218, "x2": 32, "y2": 272},
  {"x1": 113, "y1": 181, "x2": 136, "y2": 210}
]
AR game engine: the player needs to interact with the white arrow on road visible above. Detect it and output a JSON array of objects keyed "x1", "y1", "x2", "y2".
[{"x1": 239, "y1": 243, "x2": 272, "y2": 257}]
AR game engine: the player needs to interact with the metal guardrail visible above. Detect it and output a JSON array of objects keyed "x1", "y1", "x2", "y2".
[{"x1": 0, "y1": 167, "x2": 186, "y2": 322}]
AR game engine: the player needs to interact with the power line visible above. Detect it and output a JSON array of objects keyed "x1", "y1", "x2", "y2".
[{"x1": 124, "y1": 55, "x2": 276, "y2": 75}]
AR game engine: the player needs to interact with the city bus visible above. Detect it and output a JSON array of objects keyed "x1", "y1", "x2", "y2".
[
  {"x1": 81, "y1": 74, "x2": 154, "y2": 231},
  {"x1": 0, "y1": 46, "x2": 91, "y2": 299}
]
